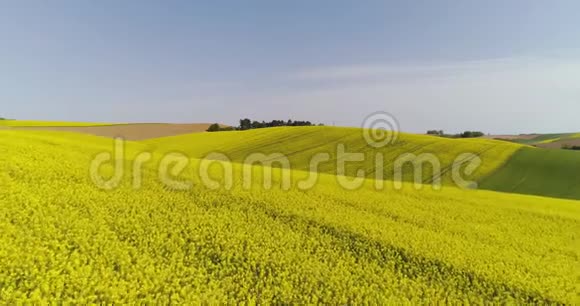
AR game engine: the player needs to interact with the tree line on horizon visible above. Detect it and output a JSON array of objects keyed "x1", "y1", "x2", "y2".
[
  {"x1": 562, "y1": 144, "x2": 580, "y2": 151},
  {"x1": 426, "y1": 130, "x2": 485, "y2": 139},
  {"x1": 207, "y1": 118, "x2": 321, "y2": 132}
]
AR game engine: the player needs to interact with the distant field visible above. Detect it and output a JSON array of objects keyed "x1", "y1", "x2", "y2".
[
  {"x1": 483, "y1": 134, "x2": 539, "y2": 141},
  {"x1": 0, "y1": 129, "x2": 578, "y2": 303},
  {"x1": 513, "y1": 133, "x2": 573, "y2": 145},
  {"x1": 11, "y1": 123, "x2": 215, "y2": 140},
  {"x1": 489, "y1": 133, "x2": 580, "y2": 149},
  {"x1": 536, "y1": 133, "x2": 580, "y2": 149},
  {"x1": 0, "y1": 120, "x2": 117, "y2": 127}
]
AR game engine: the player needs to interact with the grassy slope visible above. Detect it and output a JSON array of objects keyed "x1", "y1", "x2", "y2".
[
  {"x1": 0, "y1": 120, "x2": 118, "y2": 127},
  {"x1": 145, "y1": 126, "x2": 521, "y2": 187},
  {"x1": 480, "y1": 147, "x2": 580, "y2": 200},
  {"x1": 0, "y1": 130, "x2": 578, "y2": 303}
]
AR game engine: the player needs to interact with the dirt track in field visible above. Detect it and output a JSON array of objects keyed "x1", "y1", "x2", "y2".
[{"x1": 9, "y1": 123, "x2": 215, "y2": 140}]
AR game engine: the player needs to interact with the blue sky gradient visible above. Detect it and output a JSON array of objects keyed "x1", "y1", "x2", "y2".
[{"x1": 1, "y1": 1, "x2": 579, "y2": 133}]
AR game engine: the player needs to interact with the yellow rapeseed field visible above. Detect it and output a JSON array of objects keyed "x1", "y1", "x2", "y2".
[{"x1": 0, "y1": 129, "x2": 578, "y2": 303}]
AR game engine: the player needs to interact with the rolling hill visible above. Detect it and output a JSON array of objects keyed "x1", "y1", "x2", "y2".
[
  {"x1": 0, "y1": 129, "x2": 578, "y2": 303},
  {"x1": 5, "y1": 124, "x2": 579, "y2": 200},
  {"x1": 146, "y1": 126, "x2": 580, "y2": 200},
  {"x1": 145, "y1": 126, "x2": 521, "y2": 188}
]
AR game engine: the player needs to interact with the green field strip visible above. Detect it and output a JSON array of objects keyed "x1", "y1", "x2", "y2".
[{"x1": 480, "y1": 146, "x2": 580, "y2": 200}]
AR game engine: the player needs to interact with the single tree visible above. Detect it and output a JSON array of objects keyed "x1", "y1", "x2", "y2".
[
  {"x1": 206, "y1": 123, "x2": 221, "y2": 132},
  {"x1": 239, "y1": 118, "x2": 252, "y2": 130}
]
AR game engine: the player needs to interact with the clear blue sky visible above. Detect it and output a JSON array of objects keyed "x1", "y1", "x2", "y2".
[{"x1": 1, "y1": 1, "x2": 579, "y2": 134}]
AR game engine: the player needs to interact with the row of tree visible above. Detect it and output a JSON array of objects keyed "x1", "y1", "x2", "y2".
[
  {"x1": 238, "y1": 119, "x2": 316, "y2": 130},
  {"x1": 207, "y1": 119, "x2": 320, "y2": 132},
  {"x1": 426, "y1": 130, "x2": 485, "y2": 138},
  {"x1": 562, "y1": 144, "x2": 580, "y2": 151}
]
